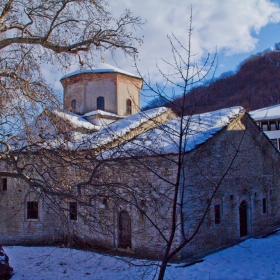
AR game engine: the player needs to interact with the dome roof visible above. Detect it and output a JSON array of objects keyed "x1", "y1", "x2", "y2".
[{"x1": 61, "y1": 63, "x2": 140, "y2": 80}]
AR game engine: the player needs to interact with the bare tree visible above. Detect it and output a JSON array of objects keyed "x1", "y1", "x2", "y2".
[
  {"x1": 1, "y1": 6, "x2": 279, "y2": 280},
  {"x1": 0, "y1": 0, "x2": 143, "y2": 234},
  {"x1": 87, "y1": 15, "x2": 262, "y2": 280},
  {"x1": 0, "y1": 0, "x2": 143, "y2": 153}
]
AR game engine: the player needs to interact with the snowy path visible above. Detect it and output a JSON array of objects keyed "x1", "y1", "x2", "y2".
[{"x1": 5, "y1": 231, "x2": 280, "y2": 280}]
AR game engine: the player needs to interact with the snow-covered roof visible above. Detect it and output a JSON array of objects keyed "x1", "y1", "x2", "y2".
[
  {"x1": 101, "y1": 106, "x2": 244, "y2": 158},
  {"x1": 10, "y1": 106, "x2": 244, "y2": 155},
  {"x1": 52, "y1": 110, "x2": 99, "y2": 131},
  {"x1": 83, "y1": 110, "x2": 121, "y2": 118},
  {"x1": 75, "y1": 107, "x2": 170, "y2": 149},
  {"x1": 249, "y1": 104, "x2": 280, "y2": 121},
  {"x1": 61, "y1": 63, "x2": 140, "y2": 80}
]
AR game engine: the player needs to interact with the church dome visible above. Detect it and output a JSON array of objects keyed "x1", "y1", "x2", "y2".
[{"x1": 60, "y1": 63, "x2": 140, "y2": 80}]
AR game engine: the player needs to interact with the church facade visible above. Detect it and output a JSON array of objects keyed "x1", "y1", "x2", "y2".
[{"x1": 1, "y1": 63, "x2": 280, "y2": 261}]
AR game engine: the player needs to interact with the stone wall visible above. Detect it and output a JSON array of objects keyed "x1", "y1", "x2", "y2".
[
  {"x1": 0, "y1": 178, "x2": 65, "y2": 245},
  {"x1": 180, "y1": 113, "x2": 280, "y2": 260},
  {"x1": 71, "y1": 158, "x2": 181, "y2": 260},
  {"x1": 1, "y1": 112, "x2": 280, "y2": 261}
]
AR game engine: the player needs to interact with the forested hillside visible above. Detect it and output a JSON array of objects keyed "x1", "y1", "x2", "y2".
[{"x1": 160, "y1": 51, "x2": 280, "y2": 115}]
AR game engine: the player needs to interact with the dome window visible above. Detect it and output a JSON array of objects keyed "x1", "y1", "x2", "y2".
[
  {"x1": 97, "y1": 96, "x2": 105, "y2": 111},
  {"x1": 126, "y1": 99, "x2": 132, "y2": 114}
]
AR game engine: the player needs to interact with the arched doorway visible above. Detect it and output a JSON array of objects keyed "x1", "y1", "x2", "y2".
[
  {"x1": 118, "y1": 211, "x2": 131, "y2": 248},
  {"x1": 239, "y1": 200, "x2": 248, "y2": 237}
]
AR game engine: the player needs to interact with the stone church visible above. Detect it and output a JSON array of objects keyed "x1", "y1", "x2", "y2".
[{"x1": 1, "y1": 63, "x2": 280, "y2": 261}]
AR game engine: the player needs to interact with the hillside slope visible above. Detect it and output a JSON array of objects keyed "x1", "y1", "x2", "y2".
[{"x1": 166, "y1": 51, "x2": 280, "y2": 115}]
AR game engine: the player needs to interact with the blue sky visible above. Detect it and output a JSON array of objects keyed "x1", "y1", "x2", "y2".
[
  {"x1": 217, "y1": 1, "x2": 280, "y2": 77},
  {"x1": 105, "y1": 0, "x2": 280, "y2": 74},
  {"x1": 47, "y1": 0, "x2": 280, "y2": 107}
]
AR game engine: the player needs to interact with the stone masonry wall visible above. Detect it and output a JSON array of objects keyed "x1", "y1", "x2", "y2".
[
  {"x1": 2, "y1": 112, "x2": 280, "y2": 261},
  {"x1": 0, "y1": 178, "x2": 65, "y2": 245},
  {"x1": 180, "y1": 113, "x2": 280, "y2": 260},
  {"x1": 73, "y1": 158, "x2": 180, "y2": 260}
]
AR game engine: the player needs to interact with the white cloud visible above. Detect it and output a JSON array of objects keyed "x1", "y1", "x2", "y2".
[
  {"x1": 45, "y1": 0, "x2": 280, "y2": 95},
  {"x1": 103, "y1": 0, "x2": 280, "y2": 81}
]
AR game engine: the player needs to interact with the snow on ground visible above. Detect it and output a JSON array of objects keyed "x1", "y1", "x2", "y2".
[{"x1": 5, "y1": 230, "x2": 280, "y2": 280}]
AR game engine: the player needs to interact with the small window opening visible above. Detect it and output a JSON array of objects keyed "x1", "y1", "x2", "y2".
[
  {"x1": 262, "y1": 122, "x2": 268, "y2": 131},
  {"x1": 97, "y1": 97, "x2": 105, "y2": 111},
  {"x1": 69, "y1": 202, "x2": 78, "y2": 220},
  {"x1": 100, "y1": 198, "x2": 108, "y2": 209},
  {"x1": 126, "y1": 99, "x2": 132, "y2": 114},
  {"x1": 27, "y1": 201, "x2": 38, "y2": 219},
  {"x1": 261, "y1": 122, "x2": 268, "y2": 131},
  {"x1": 2, "y1": 178, "x2": 7, "y2": 191},
  {"x1": 140, "y1": 200, "x2": 145, "y2": 207},
  {"x1": 263, "y1": 198, "x2": 267, "y2": 214},
  {"x1": 230, "y1": 195, "x2": 234, "y2": 200},
  {"x1": 215, "y1": 205, "x2": 221, "y2": 224},
  {"x1": 71, "y1": 99, "x2": 76, "y2": 110},
  {"x1": 140, "y1": 200, "x2": 147, "y2": 210},
  {"x1": 270, "y1": 122, "x2": 277, "y2": 131},
  {"x1": 270, "y1": 190, "x2": 272, "y2": 195},
  {"x1": 255, "y1": 192, "x2": 257, "y2": 197}
]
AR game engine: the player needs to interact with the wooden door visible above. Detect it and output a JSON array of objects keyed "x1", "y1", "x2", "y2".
[
  {"x1": 239, "y1": 200, "x2": 248, "y2": 237},
  {"x1": 118, "y1": 211, "x2": 131, "y2": 248}
]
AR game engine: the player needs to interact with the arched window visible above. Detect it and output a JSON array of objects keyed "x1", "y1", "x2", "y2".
[
  {"x1": 97, "y1": 96, "x2": 105, "y2": 110},
  {"x1": 126, "y1": 99, "x2": 132, "y2": 114},
  {"x1": 71, "y1": 99, "x2": 76, "y2": 110}
]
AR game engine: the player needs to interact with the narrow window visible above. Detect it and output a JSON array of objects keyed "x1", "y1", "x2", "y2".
[
  {"x1": 2, "y1": 178, "x2": 7, "y2": 191},
  {"x1": 71, "y1": 99, "x2": 76, "y2": 110},
  {"x1": 126, "y1": 99, "x2": 132, "y2": 114},
  {"x1": 262, "y1": 122, "x2": 268, "y2": 131},
  {"x1": 230, "y1": 195, "x2": 234, "y2": 200},
  {"x1": 263, "y1": 198, "x2": 267, "y2": 214},
  {"x1": 97, "y1": 96, "x2": 105, "y2": 110},
  {"x1": 69, "y1": 202, "x2": 78, "y2": 220},
  {"x1": 27, "y1": 201, "x2": 38, "y2": 219},
  {"x1": 270, "y1": 122, "x2": 276, "y2": 131},
  {"x1": 215, "y1": 205, "x2": 221, "y2": 224}
]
